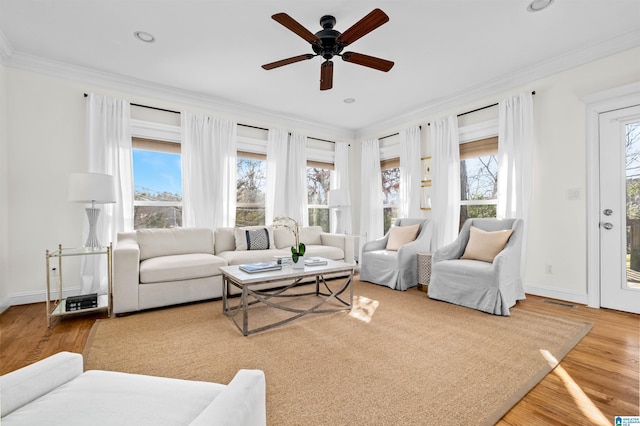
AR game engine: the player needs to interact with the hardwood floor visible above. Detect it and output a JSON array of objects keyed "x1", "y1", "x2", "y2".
[{"x1": 1, "y1": 293, "x2": 638, "y2": 425}]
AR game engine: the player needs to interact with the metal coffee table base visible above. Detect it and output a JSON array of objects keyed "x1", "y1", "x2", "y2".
[{"x1": 222, "y1": 272, "x2": 353, "y2": 336}]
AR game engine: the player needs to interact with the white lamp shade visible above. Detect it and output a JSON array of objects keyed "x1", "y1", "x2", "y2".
[
  {"x1": 328, "y1": 189, "x2": 349, "y2": 208},
  {"x1": 68, "y1": 173, "x2": 116, "y2": 204}
]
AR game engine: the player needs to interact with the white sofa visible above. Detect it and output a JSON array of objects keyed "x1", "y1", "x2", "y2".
[
  {"x1": 113, "y1": 226, "x2": 354, "y2": 314},
  {"x1": 0, "y1": 352, "x2": 266, "y2": 426}
]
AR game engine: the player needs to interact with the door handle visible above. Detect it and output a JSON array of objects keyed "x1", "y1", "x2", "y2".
[{"x1": 602, "y1": 222, "x2": 613, "y2": 230}]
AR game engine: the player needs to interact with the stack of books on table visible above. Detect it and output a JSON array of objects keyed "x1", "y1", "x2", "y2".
[
  {"x1": 274, "y1": 255, "x2": 293, "y2": 267},
  {"x1": 239, "y1": 261, "x2": 282, "y2": 274},
  {"x1": 304, "y1": 257, "x2": 328, "y2": 266},
  {"x1": 65, "y1": 293, "x2": 98, "y2": 311}
]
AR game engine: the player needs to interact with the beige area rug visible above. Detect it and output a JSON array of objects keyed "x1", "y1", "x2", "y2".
[{"x1": 84, "y1": 280, "x2": 592, "y2": 425}]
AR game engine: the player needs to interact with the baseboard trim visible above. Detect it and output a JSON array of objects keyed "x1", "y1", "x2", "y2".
[
  {"x1": 8, "y1": 287, "x2": 82, "y2": 307},
  {"x1": 524, "y1": 285, "x2": 589, "y2": 306}
]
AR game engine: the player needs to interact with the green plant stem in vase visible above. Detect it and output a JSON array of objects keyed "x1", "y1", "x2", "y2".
[{"x1": 273, "y1": 216, "x2": 305, "y2": 263}]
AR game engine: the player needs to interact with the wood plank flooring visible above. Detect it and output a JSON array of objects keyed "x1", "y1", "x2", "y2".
[{"x1": 1, "y1": 292, "x2": 638, "y2": 425}]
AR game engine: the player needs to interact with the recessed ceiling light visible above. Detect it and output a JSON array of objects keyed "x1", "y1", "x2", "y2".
[
  {"x1": 134, "y1": 31, "x2": 155, "y2": 43},
  {"x1": 344, "y1": 98, "x2": 356, "y2": 104},
  {"x1": 527, "y1": 0, "x2": 554, "y2": 12}
]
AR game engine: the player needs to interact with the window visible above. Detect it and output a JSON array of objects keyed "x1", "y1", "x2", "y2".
[
  {"x1": 132, "y1": 138, "x2": 183, "y2": 229},
  {"x1": 381, "y1": 158, "x2": 400, "y2": 234},
  {"x1": 236, "y1": 152, "x2": 266, "y2": 226},
  {"x1": 459, "y1": 137, "x2": 498, "y2": 229},
  {"x1": 307, "y1": 162, "x2": 332, "y2": 232}
]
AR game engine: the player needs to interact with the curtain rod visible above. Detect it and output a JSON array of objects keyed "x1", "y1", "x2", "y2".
[
  {"x1": 457, "y1": 91, "x2": 536, "y2": 118},
  {"x1": 422, "y1": 90, "x2": 537, "y2": 127},
  {"x1": 83, "y1": 93, "x2": 338, "y2": 144},
  {"x1": 379, "y1": 125, "x2": 423, "y2": 141}
]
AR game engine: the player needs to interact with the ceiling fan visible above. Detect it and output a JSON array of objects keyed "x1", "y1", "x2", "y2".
[{"x1": 262, "y1": 9, "x2": 394, "y2": 91}]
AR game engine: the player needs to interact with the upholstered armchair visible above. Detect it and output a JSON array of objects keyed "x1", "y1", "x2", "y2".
[
  {"x1": 360, "y1": 218, "x2": 433, "y2": 291},
  {"x1": 428, "y1": 218, "x2": 525, "y2": 316}
]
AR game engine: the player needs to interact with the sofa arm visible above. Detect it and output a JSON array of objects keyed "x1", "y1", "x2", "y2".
[
  {"x1": 320, "y1": 233, "x2": 355, "y2": 263},
  {"x1": 113, "y1": 232, "x2": 140, "y2": 314},
  {"x1": 0, "y1": 352, "x2": 83, "y2": 417},
  {"x1": 189, "y1": 369, "x2": 266, "y2": 426}
]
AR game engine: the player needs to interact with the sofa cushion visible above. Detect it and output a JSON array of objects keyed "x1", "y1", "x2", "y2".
[
  {"x1": 140, "y1": 253, "x2": 226, "y2": 284},
  {"x1": 300, "y1": 226, "x2": 323, "y2": 245},
  {"x1": 217, "y1": 249, "x2": 290, "y2": 266},
  {"x1": 302, "y1": 245, "x2": 344, "y2": 261},
  {"x1": 274, "y1": 227, "x2": 295, "y2": 249},
  {"x1": 234, "y1": 226, "x2": 275, "y2": 251},
  {"x1": 137, "y1": 228, "x2": 215, "y2": 261},
  {"x1": 214, "y1": 227, "x2": 236, "y2": 253}
]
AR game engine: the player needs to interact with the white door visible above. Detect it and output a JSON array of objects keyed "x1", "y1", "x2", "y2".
[{"x1": 599, "y1": 105, "x2": 640, "y2": 314}]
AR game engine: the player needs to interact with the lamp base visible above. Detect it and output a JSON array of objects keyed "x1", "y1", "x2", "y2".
[{"x1": 84, "y1": 207, "x2": 102, "y2": 249}]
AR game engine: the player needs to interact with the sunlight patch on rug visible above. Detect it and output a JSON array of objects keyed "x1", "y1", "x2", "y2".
[{"x1": 349, "y1": 295, "x2": 379, "y2": 323}]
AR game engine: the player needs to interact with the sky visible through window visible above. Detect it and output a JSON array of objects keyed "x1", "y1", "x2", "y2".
[{"x1": 133, "y1": 149, "x2": 182, "y2": 195}]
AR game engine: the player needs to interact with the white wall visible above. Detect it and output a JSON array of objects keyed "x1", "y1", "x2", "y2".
[
  {"x1": 352, "y1": 46, "x2": 640, "y2": 304},
  {"x1": 2, "y1": 68, "x2": 345, "y2": 305},
  {"x1": 0, "y1": 61, "x2": 9, "y2": 312}
]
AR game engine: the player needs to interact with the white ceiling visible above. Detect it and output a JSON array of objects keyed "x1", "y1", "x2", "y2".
[{"x1": 1, "y1": 0, "x2": 640, "y2": 137}]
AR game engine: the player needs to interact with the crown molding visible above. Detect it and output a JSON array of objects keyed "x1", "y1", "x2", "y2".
[
  {"x1": 0, "y1": 29, "x2": 13, "y2": 65},
  {"x1": 6, "y1": 51, "x2": 357, "y2": 142},
  {"x1": 5, "y1": 26, "x2": 640, "y2": 143},
  {"x1": 355, "y1": 28, "x2": 640, "y2": 141}
]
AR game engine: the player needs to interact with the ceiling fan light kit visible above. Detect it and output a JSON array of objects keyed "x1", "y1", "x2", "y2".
[{"x1": 262, "y1": 9, "x2": 394, "y2": 91}]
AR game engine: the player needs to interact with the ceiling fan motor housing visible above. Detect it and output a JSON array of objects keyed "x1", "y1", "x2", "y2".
[{"x1": 313, "y1": 15, "x2": 343, "y2": 59}]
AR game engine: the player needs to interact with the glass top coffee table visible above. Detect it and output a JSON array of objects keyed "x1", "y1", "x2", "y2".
[{"x1": 220, "y1": 259, "x2": 355, "y2": 336}]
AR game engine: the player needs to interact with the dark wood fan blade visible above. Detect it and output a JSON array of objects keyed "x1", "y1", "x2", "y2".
[
  {"x1": 342, "y1": 52, "x2": 394, "y2": 72},
  {"x1": 320, "y1": 61, "x2": 333, "y2": 91},
  {"x1": 262, "y1": 54, "x2": 315, "y2": 70},
  {"x1": 336, "y1": 9, "x2": 389, "y2": 47},
  {"x1": 272, "y1": 13, "x2": 320, "y2": 44}
]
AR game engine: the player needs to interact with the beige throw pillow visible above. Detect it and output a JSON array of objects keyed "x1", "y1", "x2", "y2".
[
  {"x1": 461, "y1": 226, "x2": 513, "y2": 263},
  {"x1": 385, "y1": 223, "x2": 420, "y2": 251}
]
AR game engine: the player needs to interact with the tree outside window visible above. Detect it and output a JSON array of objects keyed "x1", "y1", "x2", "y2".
[
  {"x1": 236, "y1": 156, "x2": 266, "y2": 226},
  {"x1": 307, "y1": 166, "x2": 331, "y2": 232},
  {"x1": 459, "y1": 137, "x2": 498, "y2": 229},
  {"x1": 381, "y1": 164, "x2": 400, "y2": 234},
  {"x1": 625, "y1": 122, "x2": 640, "y2": 273}
]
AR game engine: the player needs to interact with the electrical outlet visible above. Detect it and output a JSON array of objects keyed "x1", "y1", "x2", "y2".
[{"x1": 545, "y1": 264, "x2": 553, "y2": 274}]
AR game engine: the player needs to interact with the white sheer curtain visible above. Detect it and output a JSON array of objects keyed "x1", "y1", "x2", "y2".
[
  {"x1": 431, "y1": 115, "x2": 460, "y2": 250},
  {"x1": 497, "y1": 92, "x2": 534, "y2": 220},
  {"x1": 286, "y1": 132, "x2": 308, "y2": 225},
  {"x1": 181, "y1": 111, "x2": 237, "y2": 229},
  {"x1": 399, "y1": 126, "x2": 422, "y2": 218},
  {"x1": 266, "y1": 128, "x2": 289, "y2": 225},
  {"x1": 360, "y1": 139, "x2": 384, "y2": 242},
  {"x1": 84, "y1": 93, "x2": 133, "y2": 294},
  {"x1": 266, "y1": 130, "x2": 308, "y2": 225},
  {"x1": 331, "y1": 141, "x2": 352, "y2": 234},
  {"x1": 498, "y1": 92, "x2": 534, "y2": 275}
]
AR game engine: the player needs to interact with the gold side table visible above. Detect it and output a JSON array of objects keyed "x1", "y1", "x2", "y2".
[
  {"x1": 45, "y1": 243, "x2": 112, "y2": 327},
  {"x1": 417, "y1": 252, "x2": 432, "y2": 292}
]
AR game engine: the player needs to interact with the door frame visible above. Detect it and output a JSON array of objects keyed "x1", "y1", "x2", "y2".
[{"x1": 585, "y1": 81, "x2": 640, "y2": 308}]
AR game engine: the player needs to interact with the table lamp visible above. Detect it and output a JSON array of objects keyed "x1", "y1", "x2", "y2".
[
  {"x1": 328, "y1": 188, "x2": 350, "y2": 234},
  {"x1": 68, "y1": 172, "x2": 116, "y2": 249}
]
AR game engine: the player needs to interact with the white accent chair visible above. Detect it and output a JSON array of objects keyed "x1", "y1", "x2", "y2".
[
  {"x1": 0, "y1": 352, "x2": 266, "y2": 426},
  {"x1": 428, "y1": 218, "x2": 525, "y2": 316},
  {"x1": 359, "y1": 218, "x2": 433, "y2": 290}
]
